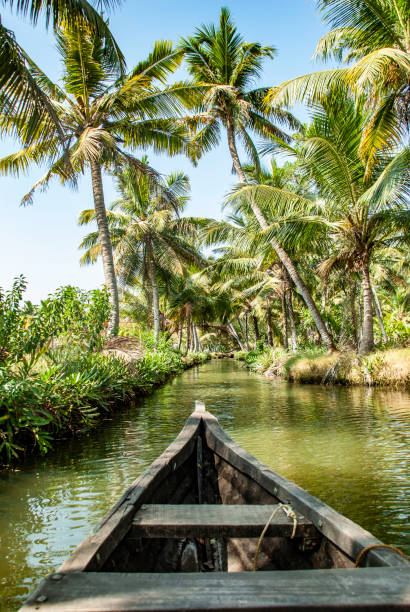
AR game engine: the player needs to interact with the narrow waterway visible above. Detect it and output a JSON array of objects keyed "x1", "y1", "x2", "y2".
[{"x1": 1, "y1": 359, "x2": 409, "y2": 610}]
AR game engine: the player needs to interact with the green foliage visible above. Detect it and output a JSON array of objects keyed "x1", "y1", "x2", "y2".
[
  {"x1": 0, "y1": 353, "x2": 136, "y2": 462},
  {"x1": 182, "y1": 351, "x2": 210, "y2": 367},
  {"x1": 0, "y1": 277, "x2": 110, "y2": 369},
  {"x1": 243, "y1": 343, "x2": 265, "y2": 369},
  {"x1": 52, "y1": 285, "x2": 111, "y2": 352},
  {"x1": 0, "y1": 319, "x2": 209, "y2": 464},
  {"x1": 384, "y1": 314, "x2": 410, "y2": 344},
  {"x1": 135, "y1": 342, "x2": 185, "y2": 386}
]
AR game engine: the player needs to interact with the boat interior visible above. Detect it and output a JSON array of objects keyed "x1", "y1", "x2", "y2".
[
  {"x1": 68, "y1": 404, "x2": 407, "y2": 575},
  {"x1": 21, "y1": 405, "x2": 410, "y2": 611}
]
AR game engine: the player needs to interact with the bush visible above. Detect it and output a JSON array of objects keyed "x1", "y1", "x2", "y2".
[
  {"x1": 0, "y1": 353, "x2": 136, "y2": 461},
  {"x1": 0, "y1": 281, "x2": 211, "y2": 465},
  {"x1": 0, "y1": 277, "x2": 110, "y2": 370},
  {"x1": 0, "y1": 332, "x2": 210, "y2": 464}
]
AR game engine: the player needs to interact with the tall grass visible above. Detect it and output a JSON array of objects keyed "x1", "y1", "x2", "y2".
[{"x1": 238, "y1": 346, "x2": 409, "y2": 387}]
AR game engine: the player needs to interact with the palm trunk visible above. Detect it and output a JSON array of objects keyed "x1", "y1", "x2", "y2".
[
  {"x1": 191, "y1": 323, "x2": 197, "y2": 352},
  {"x1": 90, "y1": 160, "x2": 119, "y2": 337},
  {"x1": 177, "y1": 324, "x2": 183, "y2": 351},
  {"x1": 146, "y1": 238, "x2": 160, "y2": 342},
  {"x1": 243, "y1": 314, "x2": 250, "y2": 350},
  {"x1": 193, "y1": 324, "x2": 201, "y2": 352},
  {"x1": 359, "y1": 256, "x2": 374, "y2": 354},
  {"x1": 237, "y1": 317, "x2": 249, "y2": 351},
  {"x1": 371, "y1": 284, "x2": 388, "y2": 344},
  {"x1": 186, "y1": 315, "x2": 191, "y2": 355},
  {"x1": 252, "y1": 315, "x2": 260, "y2": 343},
  {"x1": 349, "y1": 282, "x2": 359, "y2": 349},
  {"x1": 228, "y1": 322, "x2": 244, "y2": 351},
  {"x1": 322, "y1": 276, "x2": 328, "y2": 313},
  {"x1": 266, "y1": 299, "x2": 273, "y2": 347},
  {"x1": 225, "y1": 120, "x2": 335, "y2": 352},
  {"x1": 357, "y1": 291, "x2": 363, "y2": 345},
  {"x1": 283, "y1": 267, "x2": 298, "y2": 351},
  {"x1": 286, "y1": 290, "x2": 298, "y2": 352},
  {"x1": 195, "y1": 325, "x2": 202, "y2": 351},
  {"x1": 281, "y1": 284, "x2": 289, "y2": 350}
]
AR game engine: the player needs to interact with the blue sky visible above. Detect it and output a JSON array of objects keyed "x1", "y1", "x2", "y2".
[{"x1": 0, "y1": 1, "x2": 331, "y2": 302}]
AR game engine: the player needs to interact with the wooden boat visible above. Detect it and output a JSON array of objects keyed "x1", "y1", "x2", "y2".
[{"x1": 22, "y1": 403, "x2": 410, "y2": 611}]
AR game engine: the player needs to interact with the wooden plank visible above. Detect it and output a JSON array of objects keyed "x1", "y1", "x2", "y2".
[
  {"x1": 21, "y1": 568, "x2": 410, "y2": 611},
  {"x1": 202, "y1": 411, "x2": 410, "y2": 569},
  {"x1": 131, "y1": 504, "x2": 318, "y2": 539},
  {"x1": 194, "y1": 400, "x2": 206, "y2": 413},
  {"x1": 59, "y1": 412, "x2": 202, "y2": 573}
]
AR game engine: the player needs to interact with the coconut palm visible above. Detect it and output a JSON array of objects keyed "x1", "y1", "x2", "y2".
[
  {"x1": 162, "y1": 271, "x2": 209, "y2": 352},
  {"x1": 0, "y1": 1, "x2": 123, "y2": 145},
  {"x1": 245, "y1": 93, "x2": 409, "y2": 353},
  {"x1": 203, "y1": 210, "x2": 300, "y2": 350},
  {"x1": 0, "y1": 23, "x2": 200, "y2": 336},
  {"x1": 79, "y1": 165, "x2": 204, "y2": 341},
  {"x1": 164, "y1": 269, "x2": 247, "y2": 352},
  {"x1": 180, "y1": 8, "x2": 335, "y2": 351},
  {"x1": 269, "y1": 0, "x2": 410, "y2": 174}
]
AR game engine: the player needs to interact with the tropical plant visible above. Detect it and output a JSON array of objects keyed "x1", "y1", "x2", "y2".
[
  {"x1": 180, "y1": 7, "x2": 335, "y2": 351},
  {"x1": 0, "y1": 22, "x2": 200, "y2": 336},
  {"x1": 0, "y1": 1, "x2": 123, "y2": 146},
  {"x1": 0, "y1": 276, "x2": 110, "y2": 368},
  {"x1": 202, "y1": 208, "x2": 301, "y2": 350},
  {"x1": 269, "y1": 0, "x2": 410, "y2": 173},
  {"x1": 248, "y1": 93, "x2": 409, "y2": 353},
  {"x1": 79, "y1": 165, "x2": 204, "y2": 340}
]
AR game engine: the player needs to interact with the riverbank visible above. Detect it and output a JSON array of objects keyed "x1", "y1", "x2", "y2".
[
  {"x1": 236, "y1": 347, "x2": 410, "y2": 388},
  {"x1": 0, "y1": 345, "x2": 210, "y2": 467}
]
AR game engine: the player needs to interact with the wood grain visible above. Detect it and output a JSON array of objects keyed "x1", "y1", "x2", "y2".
[
  {"x1": 22, "y1": 568, "x2": 410, "y2": 611},
  {"x1": 202, "y1": 410, "x2": 410, "y2": 569},
  {"x1": 131, "y1": 504, "x2": 317, "y2": 539}
]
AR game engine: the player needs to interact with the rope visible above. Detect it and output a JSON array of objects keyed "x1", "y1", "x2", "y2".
[
  {"x1": 253, "y1": 504, "x2": 297, "y2": 571},
  {"x1": 355, "y1": 544, "x2": 409, "y2": 567}
]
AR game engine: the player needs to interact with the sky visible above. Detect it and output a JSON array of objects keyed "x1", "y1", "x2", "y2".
[{"x1": 0, "y1": 0, "x2": 332, "y2": 302}]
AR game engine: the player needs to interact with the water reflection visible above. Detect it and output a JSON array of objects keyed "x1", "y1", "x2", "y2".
[{"x1": 0, "y1": 360, "x2": 409, "y2": 610}]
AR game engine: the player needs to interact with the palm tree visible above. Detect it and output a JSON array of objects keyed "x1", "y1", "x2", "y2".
[
  {"x1": 164, "y1": 269, "x2": 246, "y2": 352},
  {"x1": 79, "y1": 165, "x2": 204, "y2": 341},
  {"x1": 0, "y1": 23, "x2": 199, "y2": 336},
  {"x1": 269, "y1": 0, "x2": 410, "y2": 174},
  {"x1": 180, "y1": 8, "x2": 335, "y2": 351},
  {"x1": 251, "y1": 93, "x2": 409, "y2": 353},
  {"x1": 202, "y1": 211, "x2": 299, "y2": 350},
  {"x1": 0, "y1": 1, "x2": 123, "y2": 145}
]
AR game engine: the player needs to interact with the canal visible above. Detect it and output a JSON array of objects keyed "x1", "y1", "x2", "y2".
[{"x1": 1, "y1": 359, "x2": 409, "y2": 610}]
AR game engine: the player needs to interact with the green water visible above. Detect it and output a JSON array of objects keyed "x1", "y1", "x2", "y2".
[{"x1": 1, "y1": 359, "x2": 409, "y2": 610}]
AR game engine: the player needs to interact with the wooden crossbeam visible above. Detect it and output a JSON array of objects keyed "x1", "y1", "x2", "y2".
[
  {"x1": 130, "y1": 504, "x2": 318, "y2": 539},
  {"x1": 22, "y1": 568, "x2": 410, "y2": 611}
]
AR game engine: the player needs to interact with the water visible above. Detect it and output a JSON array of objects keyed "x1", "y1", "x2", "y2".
[{"x1": 1, "y1": 359, "x2": 409, "y2": 610}]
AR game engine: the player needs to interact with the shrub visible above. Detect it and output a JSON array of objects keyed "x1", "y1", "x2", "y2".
[
  {"x1": 0, "y1": 277, "x2": 110, "y2": 370},
  {"x1": 0, "y1": 353, "x2": 136, "y2": 462}
]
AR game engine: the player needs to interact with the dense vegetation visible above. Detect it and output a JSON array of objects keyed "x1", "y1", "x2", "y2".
[
  {"x1": 0, "y1": 277, "x2": 209, "y2": 463},
  {"x1": 0, "y1": 2, "x2": 408, "y2": 461}
]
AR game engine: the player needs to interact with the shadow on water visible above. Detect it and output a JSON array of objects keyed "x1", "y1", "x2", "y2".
[{"x1": 1, "y1": 359, "x2": 409, "y2": 610}]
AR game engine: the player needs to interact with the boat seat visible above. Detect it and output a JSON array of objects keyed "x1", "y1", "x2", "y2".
[
  {"x1": 130, "y1": 504, "x2": 319, "y2": 539},
  {"x1": 22, "y1": 568, "x2": 410, "y2": 611}
]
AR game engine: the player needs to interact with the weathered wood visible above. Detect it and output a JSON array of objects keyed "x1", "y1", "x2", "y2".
[
  {"x1": 22, "y1": 568, "x2": 410, "y2": 611},
  {"x1": 194, "y1": 400, "x2": 206, "y2": 412},
  {"x1": 131, "y1": 504, "x2": 318, "y2": 539},
  {"x1": 203, "y1": 411, "x2": 410, "y2": 569},
  {"x1": 20, "y1": 403, "x2": 410, "y2": 612},
  {"x1": 59, "y1": 412, "x2": 202, "y2": 573},
  {"x1": 197, "y1": 436, "x2": 203, "y2": 504}
]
